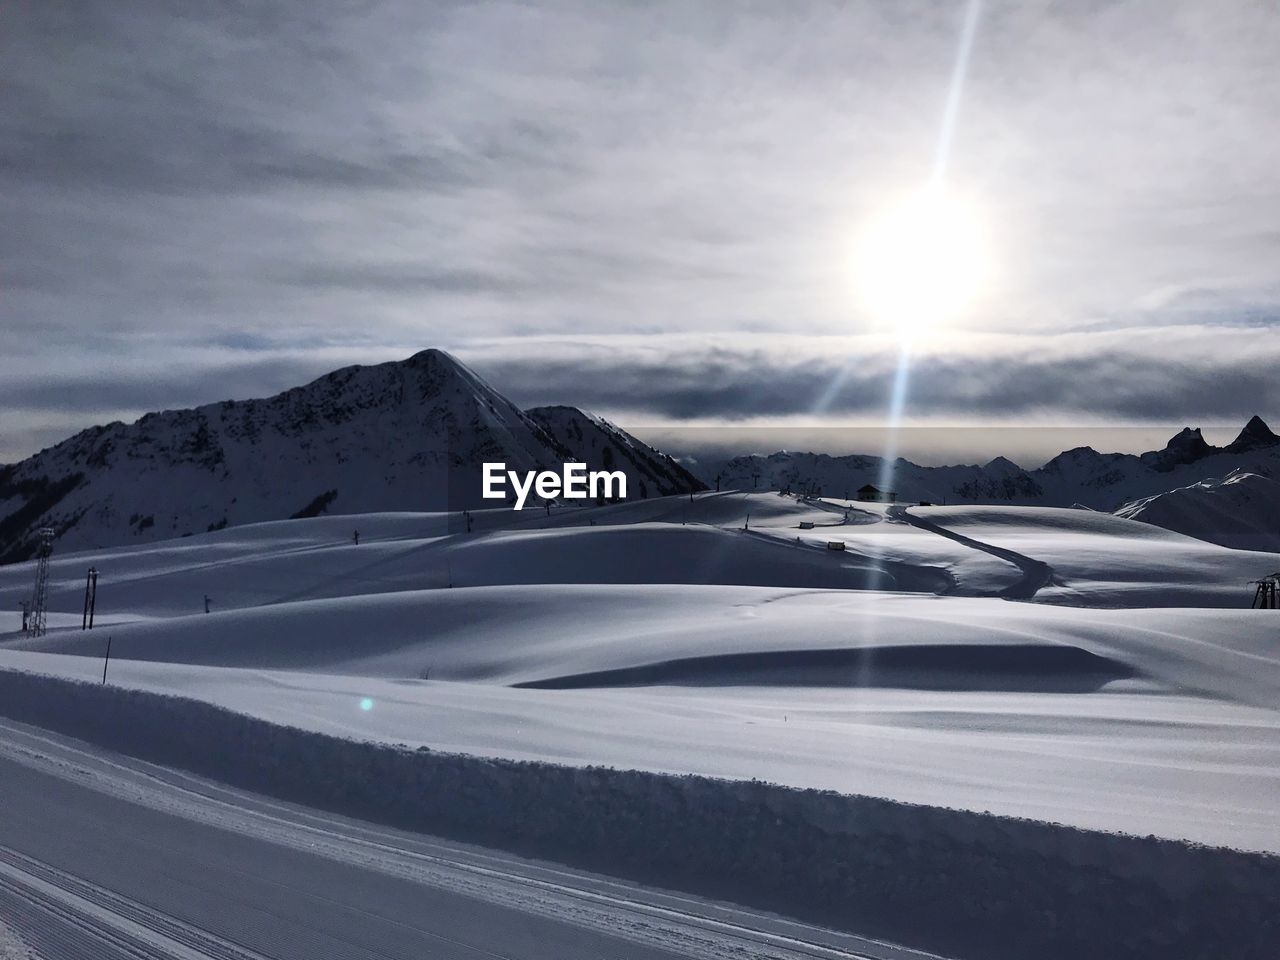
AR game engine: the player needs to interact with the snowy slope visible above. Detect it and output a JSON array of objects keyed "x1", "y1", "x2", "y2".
[
  {"x1": 4, "y1": 595, "x2": 1277, "y2": 851},
  {"x1": 527, "y1": 406, "x2": 706, "y2": 500},
  {"x1": 1116, "y1": 470, "x2": 1280, "y2": 552},
  {"x1": 0, "y1": 494, "x2": 953, "y2": 620},
  {"x1": 13, "y1": 579, "x2": 1276, "y2": 701},
  {"x1": 718, "y1": 417, "x2": 1280, "y2": 512},
  {"x1": 1, "y1": 492, "x2": 1270, "y2": 621},
  {"x1": 894, "y1": 503, "x2": 1280, "y2": 607},
  {"x1": 0, "y1": 350, "x2": 700, "y2": 561},
  {"x1": 2, "y1": 496, "x2": 1278, "y2": 851}
]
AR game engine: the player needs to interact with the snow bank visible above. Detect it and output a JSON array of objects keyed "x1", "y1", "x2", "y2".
[
  {"x1": 0, "y1": 668, "x2": 1276, "y2": 960},
  {"x1": 5, "y1": 645, "x2": 1275, "y2": 852}
]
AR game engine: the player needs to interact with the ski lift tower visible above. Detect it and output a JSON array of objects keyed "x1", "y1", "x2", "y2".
[
  {"x1": 27, "y1": 527, "x2": 55, "y2": 637},
  {"x1": 1250, "y1": 572, "x2": 1279, "y2": 609}
]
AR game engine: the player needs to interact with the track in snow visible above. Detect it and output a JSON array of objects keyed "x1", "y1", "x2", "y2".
[
  {"x1": 888, "y1": 505, "x2": 1055, "y2": 599},
  {"x1": 0, "y1": 718, "x2": 944, "y2": 960}
]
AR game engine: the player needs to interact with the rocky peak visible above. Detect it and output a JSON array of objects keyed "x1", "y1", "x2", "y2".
[
  {"x1": 1168, "y1": 426, "x2": 1207, "y2": 448},
  {"x1": 1140, "y1": 427, "x2": 1214, "y2": 472},
  {"x1": 1225, "y1": 415, "x2": 1279, "y2": 454}
]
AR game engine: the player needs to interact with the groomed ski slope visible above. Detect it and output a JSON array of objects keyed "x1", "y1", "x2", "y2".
[{"x1": 2, "y1": 492, "x2": 1278, "y2": 852}]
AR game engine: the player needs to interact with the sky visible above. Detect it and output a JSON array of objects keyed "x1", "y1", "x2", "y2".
[{"x1": 3, "y1": 0, "x2": 1279, "y2": 463}]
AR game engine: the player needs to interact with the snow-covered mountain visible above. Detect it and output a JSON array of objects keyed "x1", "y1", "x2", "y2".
[
  {"x1": 0, "y1": 350, "x2": 701, "y2": 561},
  {"x1": 5, "y1": 343, "x2": 1275, "y2": 563},
  {"x1": 718, "y1": 417, "x2": 1280, "y2": 511},
  {"x1": 527, "y1": 406, "x2": 705, "y2": 500},
  {"x1": 1116, "y1": 470, "x2": 1280, "y2": 553}
]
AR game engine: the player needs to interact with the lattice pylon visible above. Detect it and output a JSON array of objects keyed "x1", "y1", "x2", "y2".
[
  {"x1": 1250, "y1": 575, "x2": 1279, "y2": 610},
  {"x1": 27, "y1": 527, "x2": 54, "y2": 637}
]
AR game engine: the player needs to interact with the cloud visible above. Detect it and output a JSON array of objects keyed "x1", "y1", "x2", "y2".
[
  {"x1": 463, "y1": 331, "x2": 1280, "y2": 423},
  {"x1": 2, "y1": 1, "x2": 1279, "y2": 459},
  {"x1": 267, "y1": 263, "x2": 533, "y2": 296},
  {"x1": 2, "y1": 327, "x2": 1275, "y2": 463},
  {"x1": 0, "y1": 358, "x2": 324, "y2": 417}
]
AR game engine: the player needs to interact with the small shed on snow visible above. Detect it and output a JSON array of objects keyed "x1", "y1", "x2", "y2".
[{"x1": 856, "y1": 484, "x2": 896, "y2": 503}]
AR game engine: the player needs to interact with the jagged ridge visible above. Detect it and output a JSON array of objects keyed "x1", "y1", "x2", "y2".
[{"x1": 718, "y1": 417, "x2": 1280, "y2": 511}]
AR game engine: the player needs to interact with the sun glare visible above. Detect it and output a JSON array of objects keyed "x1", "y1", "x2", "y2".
[{"x1": 855, "y1": 186, "x2": 988, "y2": 341}]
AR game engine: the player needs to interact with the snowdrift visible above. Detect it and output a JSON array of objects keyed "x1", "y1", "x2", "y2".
[{"x1": 0, "y1": 670, "x2": 1275, "y2": 960}]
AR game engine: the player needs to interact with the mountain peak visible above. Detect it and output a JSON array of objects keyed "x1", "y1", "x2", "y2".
[
  {"x1": 0, "y1": 348, "x2": 705, "y2": 560},
  {"x1": 405, "y1": 347, "x2": 455, "y2": 365},
  {"x1": 395, "y1": 348, "x2": 519, "y2": 411},
  {"x1": 1226, "y1": 415, "x2": 1279, "y2": 453},
  {"x1": 401, "y1": 347, "x2": 473, "y2": 380},
  {"x1": 1139, "y1": 426, "x2": 1213, "y2": 472},
  {"x1": 983, "y1": 455, "x2": 1023, "y2": 474}
]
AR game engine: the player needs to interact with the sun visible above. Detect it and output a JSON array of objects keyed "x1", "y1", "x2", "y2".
[{"x1": 854, "y1": 186, "x2": 989, "y2": 341}]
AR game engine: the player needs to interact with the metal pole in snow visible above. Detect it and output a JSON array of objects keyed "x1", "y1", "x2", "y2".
[
  {"x1": 82, "y1": 569, "x2": 92, "y2": 630},
  {"x1": 101, "y1": 636, "x2": 112, "y2": 685}
]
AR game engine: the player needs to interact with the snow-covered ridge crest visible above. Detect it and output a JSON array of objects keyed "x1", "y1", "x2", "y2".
[
  {"x1": 1116, "y1": 469, "x2": 1280, "y2": 552},
  {"x1": 0, "y1": 349, "x2": 702, "y2": 560},
  {"x1": 720, "y1": 416, "x2": 1280, "y2": 511}
]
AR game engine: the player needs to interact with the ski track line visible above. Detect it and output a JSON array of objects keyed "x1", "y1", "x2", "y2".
[
  {"x1": 887, "y1": 506, "x2": 1054, "y2": 600},
  {"x1": 0, "y1": 726, "x2": 735, "y2": 960},
  {"x1": 0, "y1": 848, "x2": 268, "y2": 960},
  {"x1": 0, "y1": 843, "x2": 518, "y2": 960},
  {"x1": 0, "y1": 720, "x2": 943, "y2": 960}
]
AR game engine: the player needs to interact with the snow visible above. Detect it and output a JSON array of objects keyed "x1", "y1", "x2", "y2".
[
  {"x1": 0, "y1": 920, "x2": 31, "y2": 960},
  {"x1": 1116, "y1": 470, "x2": 1280, "y2": 553},
  {"x1": 903, "y1": 503, "x2": 1280, "y2": 606},
  {"x1": 8, "y1": 683, "x2": 1273, "y2": 960},
  {"x1": 3, "y1": 493, "x2": 1278, "y2": 853},
  {"x1": 0, "y1": 724, "x2": 900, "y2": 960},
  {"x1": 528, "y1": 405, "x2": 704, "y2": 499}
]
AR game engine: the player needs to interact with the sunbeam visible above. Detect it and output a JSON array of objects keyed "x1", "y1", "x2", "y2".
[
  {"x1": 932, "y1": 0, "x2": 984, "y2": 186},
  {"x1": 870, "y1": 0, "x2": 983, "y2": 506},
  {"x1": 875, "y1": 345, "x2": 913, "y2": 498}
]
